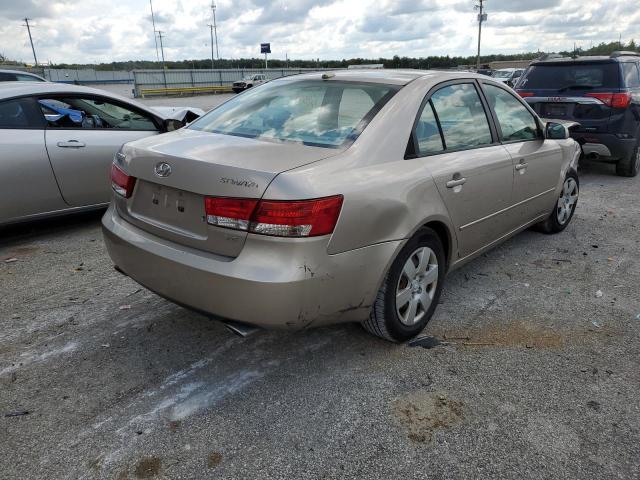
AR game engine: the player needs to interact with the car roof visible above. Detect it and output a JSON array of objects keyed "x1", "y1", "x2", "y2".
[
  {"x1": 532, "y1": 55, "x2": 638, "y2": 66},
  {"x1": 279, "y1": 69, "x2": 485, "y2": 86},
  {"x1": 0, "y1": 82, "x2": 160, "y2": 116}
]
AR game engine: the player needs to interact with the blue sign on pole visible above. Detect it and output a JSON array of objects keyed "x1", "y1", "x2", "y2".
[{"x1": 261, "y1": 43, "x2": 271, "y2": 54}]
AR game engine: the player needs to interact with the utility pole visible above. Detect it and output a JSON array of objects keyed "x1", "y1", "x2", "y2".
[
  {"x1": 474, "y1": 0, "x2": 486, "y2": 70},
  {"x1": 22, "y1": 18, "x2": 38, "y2": 66},
  {"x1": 156, "y1": 30, "x2": 166, "y2": 66},
  {"x1": 211, "y1": 2, "x2": 219, "y2": 60},
  {"x1": 149, "y1": 0, "x2": 160, "y2": 61}
]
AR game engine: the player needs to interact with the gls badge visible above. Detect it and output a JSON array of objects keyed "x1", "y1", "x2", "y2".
[{"x1": 154, "y1": 162, "x2": 172, "y2": 178}]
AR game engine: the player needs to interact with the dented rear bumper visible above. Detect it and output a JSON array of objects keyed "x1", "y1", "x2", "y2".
[{"x1": 102, "y1": 205, "x2": 400, "y2": 330}]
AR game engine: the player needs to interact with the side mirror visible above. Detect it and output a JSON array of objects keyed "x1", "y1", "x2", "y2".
[
  {"x1": 545, "y1": 122, "x2": 569, "y2": 140},
  {"x1": 163, "y1": 118, "x2": 185, "y2": 132}
]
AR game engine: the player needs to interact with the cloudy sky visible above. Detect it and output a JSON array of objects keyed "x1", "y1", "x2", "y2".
[{"x1": 0, "y1": 0, "x2": 638, "y2": 64}]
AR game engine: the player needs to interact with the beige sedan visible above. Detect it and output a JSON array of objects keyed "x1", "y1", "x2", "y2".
[{"x1": 102, "y1": 70, "x2": 581, "y2": 342}]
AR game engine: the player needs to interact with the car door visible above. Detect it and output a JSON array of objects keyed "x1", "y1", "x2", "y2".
[
  {"x1": 0, "y1": 96, "x2": 67, "y2": 223},
  {"x1": 414, "y1": 81, "x2": 516, "y2": 258},
  {"x1": 40, "y1": 95, "x2": 161, "y2": 207},
  {"x1": 481, "y1": 82, "x2": 562, "y2": 221}
]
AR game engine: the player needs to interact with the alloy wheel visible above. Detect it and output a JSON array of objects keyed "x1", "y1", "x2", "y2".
[
  {"x1": 556, "y1": 177, "x2": 578, "y2": 225},
  {"x1": 395, "y1": 247, "x2": 439, "y2": 326}
]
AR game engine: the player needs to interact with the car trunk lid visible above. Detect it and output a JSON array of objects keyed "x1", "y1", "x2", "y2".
[{"x1": 117, "y1": 128, "x2": 341, "y2": 257}]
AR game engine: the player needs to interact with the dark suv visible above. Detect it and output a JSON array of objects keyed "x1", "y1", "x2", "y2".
[{"x1": 516, "y1": 51, "x2": 640, "y2": 176}]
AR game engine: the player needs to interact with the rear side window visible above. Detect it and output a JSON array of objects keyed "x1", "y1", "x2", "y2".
[
  {"x1": 483, "y1": 84, "x2": 539, "y2": 142},
  {"x1": 414, "y1": 101, "x2": 444, "y2": 155},
  {"x1": 520, "y1": 63, "x2": 620, "y2": 89},
  {"x1": 429, "y1": 83, "x2": 492, "y2": 150},
  {"x1": 0, "y1": 72, "x2": 17, "y2": 81},
  {"x1": 0, "y1": 98, "x2": 44, "y2": 128},
  {"x1": 621, "y1": 63, "x2": 640, "y2": 88},
  {"x1": 15, "y1": 74, "x2": 43, "y2": 82}
]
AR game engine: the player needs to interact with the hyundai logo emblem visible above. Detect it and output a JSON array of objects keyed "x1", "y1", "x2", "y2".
[{"x1": 154, "y1": 162, "x2": 172, "y2": 178}]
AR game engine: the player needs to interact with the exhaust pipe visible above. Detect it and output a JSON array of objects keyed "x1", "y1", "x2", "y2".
[{"x1": 222, "y1": 320, "x2": 261, "y2": 337}]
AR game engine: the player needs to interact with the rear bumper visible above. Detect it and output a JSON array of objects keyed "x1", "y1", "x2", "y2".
[
  {"x1": 102, "y1": 205, "x2": 400, "y2": 330},
  {"x1": 572, "y1": 132, "x2": 636, "y2": 161}
]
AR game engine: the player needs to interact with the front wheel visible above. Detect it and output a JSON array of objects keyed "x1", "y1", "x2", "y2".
[
  {"x1": 536, "y1": 170, "x2": 579, "y2": 234},
  {"x1": 362, "y1": 228, "x2": 446, "y2": 342}
]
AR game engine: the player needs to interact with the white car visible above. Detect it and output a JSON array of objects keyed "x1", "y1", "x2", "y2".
[
  {"x1": 0, "y1": 82, "x2": 203, "y2": 226},
  {"x1": 492, "y1": 68, "x2": 525, "y2": 87},
  {"x1": 232, "y1": 74, "x2": 268, "y2": 93}
]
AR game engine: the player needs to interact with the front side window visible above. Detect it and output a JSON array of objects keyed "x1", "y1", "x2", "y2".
[
  {"x1": 39, "y1": 97, "x2": 157, "y2": 130},
  {"x1": 483, "y1": 84, "x2": 539, "y2": 142},
  {"x1": 188, "y1": 80, "x2": 398, "y2": 148},
  {"x1": 429, "y1": 83, "x2": 493, "y2": 150}
]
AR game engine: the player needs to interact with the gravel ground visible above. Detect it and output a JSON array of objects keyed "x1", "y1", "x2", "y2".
[{"x1": 1, "y1": 159, "x2": 639, "y2": 480}]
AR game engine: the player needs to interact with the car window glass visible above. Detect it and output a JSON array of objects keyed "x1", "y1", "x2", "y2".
[
  {"x1": 16, "y1": 74, "x2": 42, "y2": 82},
  {"x1": 0, "y1": 72, "x2": 17, "y2": 81},
  {"x1": 520, "y1": 63, "x2": 620, "y2": 89},
  {"x1": 622, "y1": 63, "x2": 640, "y2": 88},
  {"x1": 0, "y1": 98, "x2": 43, "y2": 128},
  {"x1": 338, "y1": 88, "x2": 375, "y2": 128},
  {"x1": 483, "y1": 84, "x2": 539, "y2": 141},
  {"x1": 414, "y1": 100, "x2": 444, "y2": 155},
  {"x1": 40, "y1": 97, "x2": 157, "y2": 130},
  {"x1": 430, "y1": 83, "x2": 492, "y2": 149}
]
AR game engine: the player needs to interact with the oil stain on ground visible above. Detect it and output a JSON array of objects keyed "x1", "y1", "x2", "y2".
[
  {"x1": 133, "y1": 456, "x2": 162, "y2": 478},
  {"x1": 207, "y1": 451, "x2": 223, "y2": 469},
  {"x1": 392, "y1": 391, "x2": 464, "y2": 443}
]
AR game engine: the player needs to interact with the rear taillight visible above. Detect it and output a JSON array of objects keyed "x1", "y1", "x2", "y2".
[
  {"x1": 204, "y1": 195, "x2": 344, "y2": 237},
  {"x1": 110, "y1": 164, "x2": 136, "y2": 198},
  {"x1": 585, "y1": 92, "x2": 632, "y2": 108},
  {"x1": 516, "y1": 90, "x2": 534, "y2": 97}
]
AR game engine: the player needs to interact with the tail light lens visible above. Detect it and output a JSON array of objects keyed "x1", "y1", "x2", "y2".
[
  {"x1": 204, "y1": 195, "x2": 344, "y2": 237},
  {"x1": 585, "y1": 92, "x2": 631, "y2": 108},
  {"x1": 111, "y1": 164, "x2": 136, "y2": 198},
  {"x1": 516, "y1": 90, "x2": 534, "y2": 97}
]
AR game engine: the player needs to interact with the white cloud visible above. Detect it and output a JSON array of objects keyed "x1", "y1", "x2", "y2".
[{"x1": 0, "y1": 0, "x2": 636, "y2": 64}]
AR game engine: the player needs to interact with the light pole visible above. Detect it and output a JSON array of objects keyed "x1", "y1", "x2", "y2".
[
  {"x1": 208, "y1": 24, "x2": 215, "y2": 68},
  {"x1": 149, "y1": 0, "x2": 160, "y2": 61},
  {"x1": 211, "y1": 2, "x2": 219, "y2": 60},
  {"x1": 22, "y1": 18, "x2": 38, "y2": 66},
  {"x1": 475, "y1": 0, "x2": 487, "y2": 70}
]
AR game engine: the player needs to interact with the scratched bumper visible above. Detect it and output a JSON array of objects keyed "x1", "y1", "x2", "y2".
[{"x1": 102, "y1": 205, "x2": 400, "y2": 329}]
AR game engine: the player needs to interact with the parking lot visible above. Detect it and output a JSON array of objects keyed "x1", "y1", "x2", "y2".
[{"x1": 1, "y1": 119, "x2": 639, "y2": 480}]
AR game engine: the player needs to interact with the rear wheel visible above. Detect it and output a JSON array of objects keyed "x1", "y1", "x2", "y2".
[
  {"x1": 615, "y1": 143, "x2": 640, "y2": 177},
  {"x1": 362, "y1": 228, "x2": 445, "y2": 342},
  {"x1": 537, "y1": 170, "x2": 579, "y2": 234}
]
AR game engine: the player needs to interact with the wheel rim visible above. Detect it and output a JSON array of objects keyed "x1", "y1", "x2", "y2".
[
  {"x1": 556, "y1": 177, "x2": 578, "y2": 225},
  {"x1": 395, "y1": 247, "x2": 438, "y2": 326}
]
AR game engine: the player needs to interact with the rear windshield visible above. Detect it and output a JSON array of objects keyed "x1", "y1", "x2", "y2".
[
  {"x1": 188, "y1": 80, "x2": 398, "y2": 148},
  {"x1": 520, "y1": 63, "x2": 621, "y2": 89}
]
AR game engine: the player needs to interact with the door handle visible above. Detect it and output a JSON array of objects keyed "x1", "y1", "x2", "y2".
[
  {"x1": 515, "y1": 161, "x2": 528, "y2": 171},
  {"x1": 57, "y1": 140, "x2": 86, "y2": 148},
  {"x1": 446, "y1": 177, "x2": 467, "y2": 188}
]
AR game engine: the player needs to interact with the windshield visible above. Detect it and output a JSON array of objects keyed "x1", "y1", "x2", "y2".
[
  {"x1": 519, "y1": 63, "x2": 620, "y2": 89},
  {"x1": 493, "y1": 70, "x2": 513, "y2": 78},
  {"x1": 188, "y1": 80, "x2": 398, "y2": 148}
]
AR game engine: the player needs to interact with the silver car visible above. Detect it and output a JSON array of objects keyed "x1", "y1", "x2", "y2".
[
  {"x1": 103, "y1": 70, "x2": 581, "y2": 342},
  {"x1": 0, "y1": 82, "x2": 202, "y2": 225}
]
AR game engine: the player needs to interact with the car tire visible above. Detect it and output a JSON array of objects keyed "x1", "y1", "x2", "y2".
[
  {"x1": 615, "y1": 142, "x2": 640, "y2": 177},
  {"x1": 537, "y1": 170, "x2": 579, "y2": 234},
  {"x1": 362, "y1": 227, "x2": 446, "y2": 342}
]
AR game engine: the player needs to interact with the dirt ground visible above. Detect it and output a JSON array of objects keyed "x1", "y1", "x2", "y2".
[{"x1": 1, "y1": 154, "x2": 639, "y2": 479}]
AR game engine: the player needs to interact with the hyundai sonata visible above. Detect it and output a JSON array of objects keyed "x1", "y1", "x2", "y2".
[{"x1": 102, "y1": 70, "x2": 580, "y2": 342}]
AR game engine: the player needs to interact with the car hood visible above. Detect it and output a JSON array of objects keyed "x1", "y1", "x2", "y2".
[{"x1": 149, "y1": 106, "x2": 206, "y2": 122}]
